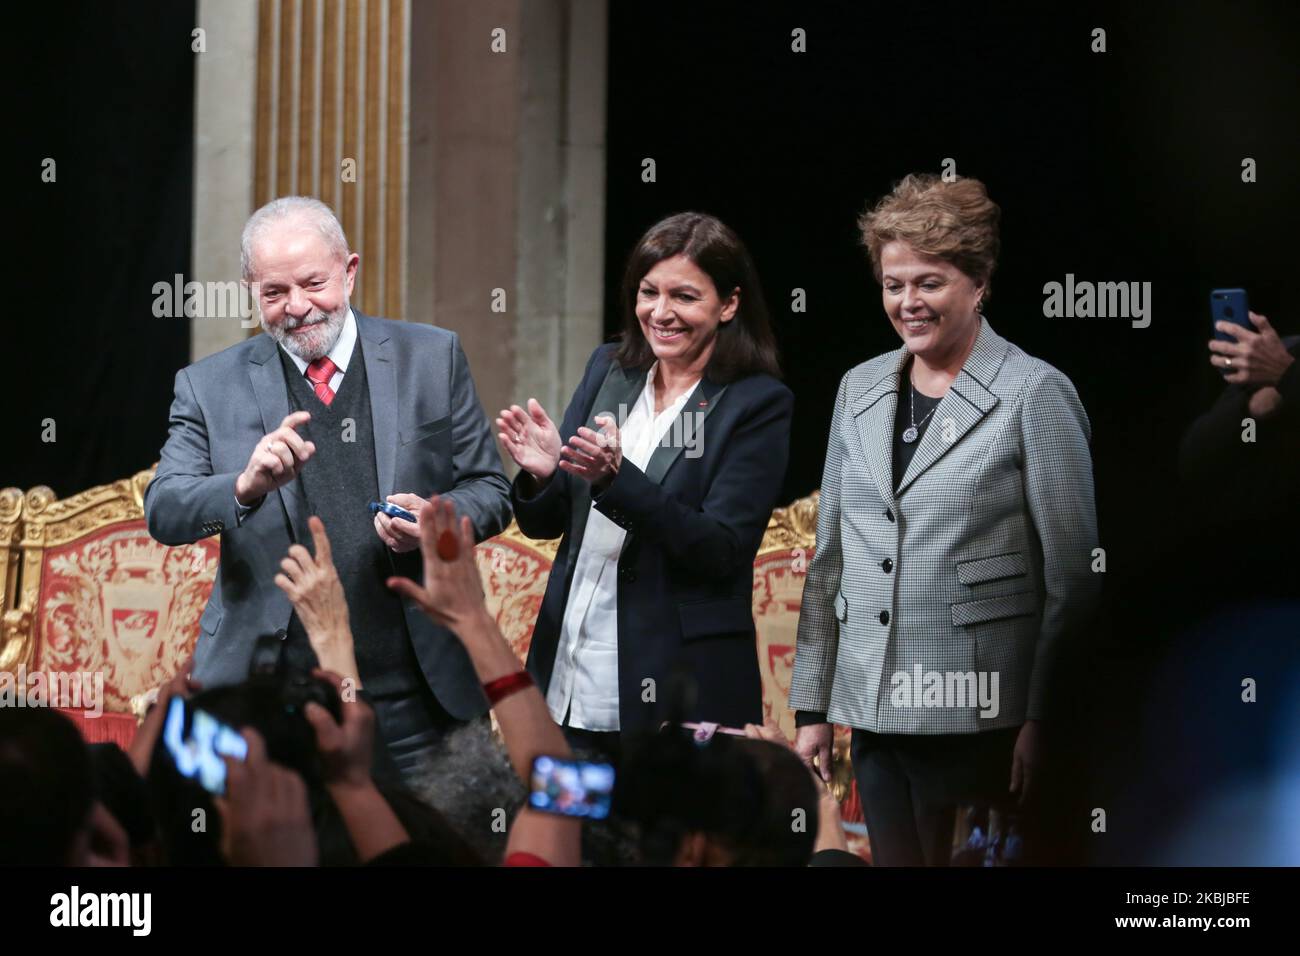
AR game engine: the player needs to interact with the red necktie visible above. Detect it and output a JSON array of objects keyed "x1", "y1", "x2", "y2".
[{"x1": 305, "y1": 356, "x2": 338, "y2": 406}]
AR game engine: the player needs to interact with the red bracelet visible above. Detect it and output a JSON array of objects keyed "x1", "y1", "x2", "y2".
[{"x1": 483, "y1": 670, "x2": 534, "y2": 706}]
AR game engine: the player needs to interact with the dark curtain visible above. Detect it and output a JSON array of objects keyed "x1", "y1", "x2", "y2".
[
  {"x1": 10, "y1": 0, "x2": 196, "y2": 496},
  {"x1": 605, "y1": 0, "x2": 1300, "y2": 863}
]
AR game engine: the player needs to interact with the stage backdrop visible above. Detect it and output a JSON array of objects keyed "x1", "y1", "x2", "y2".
[
  {"x1": 602, "y1": 0, "x2": 1300, "y2": 863},
  {"x1": 12, "y1": 1, "x2": 196, "y2": 497}
]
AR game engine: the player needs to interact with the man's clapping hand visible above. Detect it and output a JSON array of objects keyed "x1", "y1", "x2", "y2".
[{"x1": 235, "y1": 411, "x2": 316, "y2": 506}]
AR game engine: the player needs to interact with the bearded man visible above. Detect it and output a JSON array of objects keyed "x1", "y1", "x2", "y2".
[{"x1": 144, "y1": 196, "x2": 511, "y2": 777}]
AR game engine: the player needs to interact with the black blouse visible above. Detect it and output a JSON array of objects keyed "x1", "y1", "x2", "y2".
[{"x1": 892, "y1": 362, "x2": 944, "y2": 492}]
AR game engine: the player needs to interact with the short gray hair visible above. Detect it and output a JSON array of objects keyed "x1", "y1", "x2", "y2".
[
  {"x1": 240, "y1": 196, "x2": 350, "y2": 281},
  {"x1": 405, "y1": 721, "x2": 526, "y2": 865}
]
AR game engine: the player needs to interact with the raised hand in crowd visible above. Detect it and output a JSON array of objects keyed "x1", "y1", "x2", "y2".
[
  {"x1": 274, "y1": 516, "x2": 361, "y2": 684},
  {"x1": 387, "y1": 495, "x2": 581, "y2": 866},
  {"x1": 215, "y1": 727, "x2": 318, "y2": 867},
  {"x1": 127, "y1": 656, "x2": 202, "y2": 778},
  {"x1": 304, "y1": 669, "x2": 411, "y2": 862},
  {"x1": 386, "y1": 496, "x2": 491, "y2": 635}
]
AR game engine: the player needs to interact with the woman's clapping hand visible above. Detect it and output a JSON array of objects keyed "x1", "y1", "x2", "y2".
[{"x1": 497, "y1": 399, "x2": 563, "y2": 482}]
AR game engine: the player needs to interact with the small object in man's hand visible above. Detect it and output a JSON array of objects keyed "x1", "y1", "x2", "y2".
[
  {"x1": 436, "y1": 530, "x2": 460, "y2": 561},
  {"x1": 369, "y1": 500, "x2": 418, "y2": 523}
]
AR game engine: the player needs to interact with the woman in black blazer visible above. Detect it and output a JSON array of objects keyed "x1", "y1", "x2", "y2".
[{"x1": 496, "y1": 212, "x2": 792, "y2": 762}]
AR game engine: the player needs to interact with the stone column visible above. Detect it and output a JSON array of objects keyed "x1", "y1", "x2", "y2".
[
  {"x1": 407, "y1": 0, "x2": 607, "y2": 447},
  {"x1": 191, "y1": 0, "x2": 258, "y2": 362}
]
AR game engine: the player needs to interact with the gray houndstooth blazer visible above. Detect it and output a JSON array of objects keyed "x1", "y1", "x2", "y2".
[{"x1": 789, "y1": 318, "x2": 1100, "y2": 733}]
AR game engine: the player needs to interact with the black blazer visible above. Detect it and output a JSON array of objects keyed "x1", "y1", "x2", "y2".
[{"x1": 513, "y1": 343, "x2": 794, "y2": 734}]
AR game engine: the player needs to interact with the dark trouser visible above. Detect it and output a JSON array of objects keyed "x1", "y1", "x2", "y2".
[
  {"x1": 850, "y1": 726, "x2": 1020, "y2": 866},
  {"x1": 369, "y1": 683, "x2": 466, "y2": 786},
  {"x1": 562, "y1": 725, "x2": 623, "y2": 770}
]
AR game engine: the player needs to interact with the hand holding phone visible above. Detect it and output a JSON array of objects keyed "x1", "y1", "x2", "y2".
[
  {"x1": 1208, "y1": 290, "x2": 1294, "y2": 387},
  {"x1": 373, "y1": 494, "x2": 430, "y2": 554},
  {"x1": 160, "y1": 696, "x2": 248, "y2": 795},
  {"x1": 369, "y1": 500, "x2": 418, "y2": 523},
  {"x1": 1211, "y1": 288, "x2": 1251, "y2": 342}
]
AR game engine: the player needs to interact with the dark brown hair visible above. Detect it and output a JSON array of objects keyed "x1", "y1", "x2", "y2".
[{"x1": 614, "y1": 212, "x2": 781, "y2": 382}]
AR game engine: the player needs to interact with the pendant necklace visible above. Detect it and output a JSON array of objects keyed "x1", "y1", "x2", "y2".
[{"x1": 902, "y1": 380, "x2": 938, "y2": 444}]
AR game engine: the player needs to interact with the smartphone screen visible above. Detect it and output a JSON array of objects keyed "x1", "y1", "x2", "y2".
[
  {"x1": 528, "y1": 755, "x2": 616, "y2": 819},
  {"x1": 1211, "y1": 288, "x2": 1251, "y2": 341},
  {"x1": 161, "y1": 697, "x2": 249, "y2": 795}
]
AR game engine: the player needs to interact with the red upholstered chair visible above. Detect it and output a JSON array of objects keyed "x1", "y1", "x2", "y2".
[
  {"x1": 473, "y1": 526, "x2": 559, "y2": 663},
  {"x1": 0, "y1": 468, "x2": 218, "y2": 749}
]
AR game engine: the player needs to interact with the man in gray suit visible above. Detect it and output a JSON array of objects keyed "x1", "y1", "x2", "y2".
[{"x1": 145, "y1": 196, "x2": 511, "y2": 776}]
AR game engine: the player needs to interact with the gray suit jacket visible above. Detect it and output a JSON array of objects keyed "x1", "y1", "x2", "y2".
[
  {"x1": 144, "y1": 312, "x2": 512, "y2": 718},
  {"x1": 789, "y1": 319, "x2": 1100, "y2": 733}
]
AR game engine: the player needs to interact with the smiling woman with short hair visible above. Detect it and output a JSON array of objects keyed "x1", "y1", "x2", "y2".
[
  {"x1": 497, "y1": 212, "x2": 791, "y2": 763},
  {"x1": 789, "y1": 174, "x2": 1101, "y2": 866}
]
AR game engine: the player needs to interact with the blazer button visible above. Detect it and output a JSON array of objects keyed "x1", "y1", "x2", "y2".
[
  {"x1": 879, "y1": 610, "x2": 890, "y2": 625},
  {"x1": 881, "y1": 558, "x2": 893, "y2": 573},
  {"x1": 883, "y1": 508, "x2": 895, "y2": 522}
]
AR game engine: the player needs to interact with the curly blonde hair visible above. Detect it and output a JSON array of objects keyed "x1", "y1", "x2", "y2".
[{"x1": 858, "y1": 173, "x2": 1001, "y2": 301}]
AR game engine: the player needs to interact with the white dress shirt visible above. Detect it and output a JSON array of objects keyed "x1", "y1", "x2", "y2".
[
  {"x1": 546, "y1": 362, "x2": 698, "y2": 731},
  {"x1": 280, "y1": 308, "x2": 357, "y2": 393}
]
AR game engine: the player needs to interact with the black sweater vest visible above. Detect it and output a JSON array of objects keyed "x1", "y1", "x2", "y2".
[{"x1": 279, "y1": 340, "x2": 423, "y2": 695}]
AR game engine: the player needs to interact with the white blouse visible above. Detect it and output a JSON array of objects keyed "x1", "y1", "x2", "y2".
[{"x1": 546, "y1": 362, "x2": 698, "y2": 731}]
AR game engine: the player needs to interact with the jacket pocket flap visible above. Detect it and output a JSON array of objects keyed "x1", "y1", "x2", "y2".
[
  {"x1": 678, "y1": 597, "x2": 755, "y2": 641},
  {"x1": 957, "y1": 551, "x2": 1028, "y2": 586},
  {"x1": 199, "y1": 602, "x2": 224, "y2": 635},
  {"x1": 833, "y1": 591, "x2": 848, "y2": 623},
  {"x1": 401, "y1": 415, "x2": 452, "y2": 445},
  {"x1": 951, "y1": 590, "x2": 1037, "y2": 627}
]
